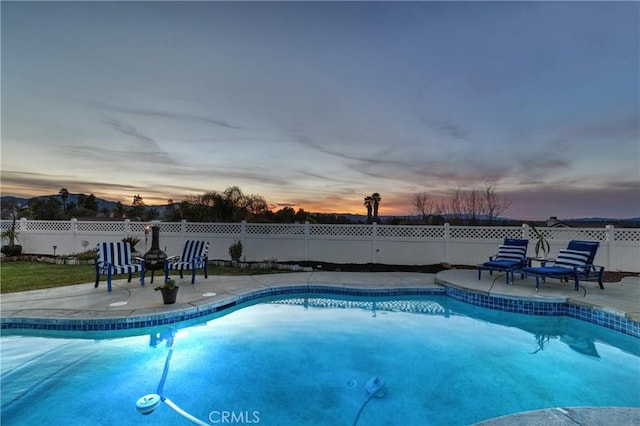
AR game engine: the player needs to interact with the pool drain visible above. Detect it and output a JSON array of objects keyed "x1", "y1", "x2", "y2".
[{"x1": 346, "y1": 379, "x2": 357, "y2": 388}]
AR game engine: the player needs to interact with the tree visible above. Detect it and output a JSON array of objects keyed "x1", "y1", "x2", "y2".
[
  {"x1": 371, "y1": 193, "x2": 382, "y2": 222},
  {"x1": 59, "y1": 188, "x2": 69, "y2": 213},
  {"x1": 364, "y1": 196, "x2": 373, "y2": 223},
  {"x1": 413, "y1": 191, "x2": 439, "y2": 224},
  {"x1": 114, "y1": 202, "x2": 125, "y2": 218},
  {"x1": 483, "y1": 184, "x2": 510, "y2": 224},
  {"x1": 27, "y1": 196, "x2": 63, "y2": 220},
  {"x1": 437, "y1": 184, "x2": 510, "y2": 225},
  {"x1": 128, "y1": 194, "x2": 146, "y2": 219}
]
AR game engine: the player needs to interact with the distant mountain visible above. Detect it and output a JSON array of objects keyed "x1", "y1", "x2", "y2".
[{"x1": 1, "y1": 194, "x2": 120, "y2": 212}]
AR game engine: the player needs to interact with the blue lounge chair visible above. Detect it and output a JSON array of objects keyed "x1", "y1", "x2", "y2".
[
  {"x1": 477, "y1": 239, "x2": 529, "y2": 284},
  {"x1": 519, "y1": 240, "x2": 605, "y2": 291},
  {"x1": 164, "y1": 240, "x2": 209, "y2": 284},
  {"x1": 95, "y1": 242, "x2": 145, "y2": 292}
]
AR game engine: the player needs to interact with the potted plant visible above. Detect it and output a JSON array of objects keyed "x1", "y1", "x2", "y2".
[
  {"x1": 529, "y1": 224, "x2": 550, "y2": 259},
  {"x1": 229, "y1": 240, "x2": 243, "y2": 262},
  {"x1": 155, "y1": 278, "x2": 179, "y2": 304},
  {"x1": 1, "y1": 213, "x2": 22, "y2": 257}
]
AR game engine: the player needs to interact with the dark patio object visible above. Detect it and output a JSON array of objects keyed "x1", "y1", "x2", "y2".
[{"x1": 143, "y1": 226, "x2": 167, "y2": 283}]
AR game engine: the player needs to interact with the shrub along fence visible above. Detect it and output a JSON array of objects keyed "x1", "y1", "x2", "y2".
[{"x1": 1, "y1": 219, "x2": 639, "y2": 272}]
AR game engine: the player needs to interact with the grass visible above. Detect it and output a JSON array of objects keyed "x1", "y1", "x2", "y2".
[{"x1": 0, "y1": 261, "x2": 288, "y2": 294}]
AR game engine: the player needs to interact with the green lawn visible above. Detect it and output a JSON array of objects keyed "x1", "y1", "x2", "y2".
[{"x1": 0, "y1": 261, "x2": 286, "y2": 294}]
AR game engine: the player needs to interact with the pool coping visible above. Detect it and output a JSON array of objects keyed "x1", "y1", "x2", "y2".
[{"x1": 1, "y1": 270, "x2": 639, "y2": 338}]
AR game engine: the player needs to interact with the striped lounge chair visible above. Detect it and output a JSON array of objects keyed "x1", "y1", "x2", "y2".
[
  {"x1": 95, "y1": 242, "x2": 145, "y2": 292},
  {"x1": 164, "y1": 240, "x2": 209, "y2": 284},
  {"x1": 520, "y1": 240, "x2": 605, "y2": 291},
  {"x1": 477, "y1": 239, "x2": 529, "y2": 284}
]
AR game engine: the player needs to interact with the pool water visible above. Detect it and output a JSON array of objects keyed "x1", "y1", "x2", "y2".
[{"x1": 1, "y1": 295, "x2": 639, "y2": 425}]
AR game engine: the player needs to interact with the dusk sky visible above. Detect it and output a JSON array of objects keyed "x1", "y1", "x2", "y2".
[{"x1": 1, "y1": 1, "x2": 639, "y2": 220}]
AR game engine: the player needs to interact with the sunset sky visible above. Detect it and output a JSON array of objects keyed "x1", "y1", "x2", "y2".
[{"x1": 1, "y1": 1, "x2": 639, "y2": 220}]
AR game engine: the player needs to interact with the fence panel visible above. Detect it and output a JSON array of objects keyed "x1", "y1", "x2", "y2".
[{"x1": 1, "y1": 219, "x2": 638, "y2": 271}]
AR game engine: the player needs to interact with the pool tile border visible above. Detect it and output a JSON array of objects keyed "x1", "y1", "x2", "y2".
[{"x1": 2, "y1": 284, "x2": 638, "y2": 338}]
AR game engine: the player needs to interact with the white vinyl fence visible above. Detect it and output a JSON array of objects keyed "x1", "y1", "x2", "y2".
[{"x1": 2, "y1": 219, "x2": 639, "y2": 272}]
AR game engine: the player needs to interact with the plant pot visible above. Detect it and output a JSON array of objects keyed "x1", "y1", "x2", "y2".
[
  {"x1": 1, "y1": 245, "x2": 22, "y2": 257},
  {"x1": 160, "y1": 286, "x2": 179, "y2": 304}
]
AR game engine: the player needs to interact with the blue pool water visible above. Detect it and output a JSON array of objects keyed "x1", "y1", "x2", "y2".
[{"x1": 1, "y1": 295, "x2": 639, "y2": 425}]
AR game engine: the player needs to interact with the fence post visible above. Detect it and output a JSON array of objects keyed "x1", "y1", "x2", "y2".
[
  {"x1": 371, "y1": 222, "x2": 378, "y2": 263},
  {"x1": 181, "y1": 219, "x2": 187, "y2": 240},
  {"x1": 124, "y1": 219, "x2": 131, "y2": 237},
  {"x1": 443, "y1": 223, "x2": 450, "y2": 263},
  {"x1": 240, "y1": 220, "x2": 247, "y2": 242},
  {"x1": 605, "y1": 224, "x2": 614, "y2": 270},
  {"x1": 521, "y1": 223, "x2": 530, "y2": 240},
  {"x1": 70, "y1": 218, "x2": 78, "y2": 254},
  {"x1": 304, "y1": 221, "x2": 310, "y2": 261}
]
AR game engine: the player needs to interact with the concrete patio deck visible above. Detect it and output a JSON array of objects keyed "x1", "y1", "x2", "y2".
[{"x1": 1, "y1": 269, "x2": 638, "y2": 323}]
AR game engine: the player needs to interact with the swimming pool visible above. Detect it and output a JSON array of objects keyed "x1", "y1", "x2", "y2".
[{"x1": 2, "y1": 294, "x2": 639, "y2": 425}]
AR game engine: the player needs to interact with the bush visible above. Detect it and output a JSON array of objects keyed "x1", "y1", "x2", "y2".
[{"x1": 75, "y1": 248, "x2": 97, "y2": 261}]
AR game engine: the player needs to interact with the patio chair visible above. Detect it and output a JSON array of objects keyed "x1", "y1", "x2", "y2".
[
  {"x1": 519, "y1": 240, "x2": 605, "y2": 291},
  {"x1": 95, "y1": 242, "x2": 145, "y2": 292},
  {"x1": 477, "y1": 239, "x2": 529, "y2": 284},
  {"x1": 164, "y1": 240, "x2": 209, "y2": 284}
]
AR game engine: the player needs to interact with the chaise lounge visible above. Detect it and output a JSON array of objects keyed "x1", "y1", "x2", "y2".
[
  {"x1": 477, "y1": 238, "x2": 529, "y2": 284},
  {"x1": 519, "y1": 240, "x2": 605, "y2": 291}
]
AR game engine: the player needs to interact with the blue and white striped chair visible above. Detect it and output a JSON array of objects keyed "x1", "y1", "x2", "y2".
[
  {"x1": 164, "y1": 240, "x2": 209, "y2": 284},
  {"x1": 477, "y1": 239, "x2": 529, "y2": 284},
  {"x1": 520, "y1": 240, "x2": 604, "y2": 291},
  {"x1": 95, "y1": 242, "x2": 145, "y2": 292}
]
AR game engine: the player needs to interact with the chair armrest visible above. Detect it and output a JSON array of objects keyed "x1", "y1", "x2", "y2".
[
  {"x1": 133, "y1": 257, "x2": 146, "y2": 265},
  {"x1": 165, "y1": 255, "x2": 180, "y2": 263}
]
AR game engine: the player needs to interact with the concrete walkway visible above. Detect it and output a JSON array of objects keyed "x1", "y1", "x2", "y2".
[{"x1": 1, "y1": 269, "x2": 639, "y2": 425}]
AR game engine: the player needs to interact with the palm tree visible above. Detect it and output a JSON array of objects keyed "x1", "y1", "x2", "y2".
[
  {"x1": 363, "y1": 196, "x2": 373, "y2": 224},
  {"x1": 59, "y1": 188, "x2": 69, "y2": 212},
  {"x1": 371, "y1": 192, "x2": 382, "y2": 222}
]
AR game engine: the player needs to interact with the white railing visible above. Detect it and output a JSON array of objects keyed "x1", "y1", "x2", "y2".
[{"x1": 2, "y1": 219, "x2": 639, "y2": 272}]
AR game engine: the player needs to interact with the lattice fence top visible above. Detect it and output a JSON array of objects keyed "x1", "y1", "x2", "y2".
[
  {"x1": 377, "y1": 225, "x2": 445, "y2": 239},
  {"x1": 613, "y1": 229, "x2": 640, "y2": 243},
  {"x1": 543, "y1": 228, "x2": 608, "y2": 241},
  {"x1": 309, "y1": 224, "x2": 373, "y2": 237},
  {"x1": 449, "y1": 226, "x2": 524, "y2": 240},
  {"x1": 3, "y1": 219, "x2": 639, "y2": 244},
  {"x1": 186, "y1": 223, "x2": 242, "y2": 235},
  {"x1": 15, "y1": 220, "x2": 69, "y2": 232},
  {"x1": 75, "y1": 221, "x2": 126, "y2": 233},
  {"x1": 247, "y1": 223, "x2": 306, "y2": 236}
]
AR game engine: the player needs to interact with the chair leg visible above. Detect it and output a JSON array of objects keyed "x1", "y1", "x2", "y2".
[
  {"x1": 204, "y1": 262, "x2": 208, "y2": 279},
  {"x1": 107, "y1": 269, "x2": 112, "y2": 292},
  {"x1": 535, "y1": 277, "x2": 540, "y2": 292}
]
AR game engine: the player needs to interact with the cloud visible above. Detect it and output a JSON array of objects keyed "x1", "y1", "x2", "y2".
[{"x1": 89, "y1": 100, "x2": 243, "y2": 130}]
